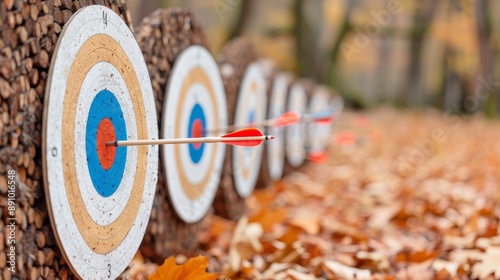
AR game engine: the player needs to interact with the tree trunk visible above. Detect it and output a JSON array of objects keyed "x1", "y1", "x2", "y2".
[
  {"x1": 405, "y1": 0, "x2": 438, "y2": 107},
  {"x1": 474, "y1": 0, "x2": 495, "y2": 116}
]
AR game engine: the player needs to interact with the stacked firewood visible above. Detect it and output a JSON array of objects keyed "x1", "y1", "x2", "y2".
[
  {"x1": 0, "y1": 0, "x2": 131, "y2": 278},
  {"x1": 134, "y1": 8, "x2": 209, "y2": 263},
  {"x1": 213, "y1": 38, "x2": 259, "y2": 221}
]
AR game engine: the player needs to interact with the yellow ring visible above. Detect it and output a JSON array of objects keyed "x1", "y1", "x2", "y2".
[
  {"x1": 173, "y1": 67, "x2": 219, "y2": 200},
  {"x1": 62, "y1": 34, "x2": 147, "y2": 254}
]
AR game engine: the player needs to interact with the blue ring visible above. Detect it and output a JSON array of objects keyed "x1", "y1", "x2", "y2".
[
  {"x1": 187, "y1": 103, "x2": 206, "y2": 164},
  {"x1": 85, "y1": 90, "x2": 127, "y2": 197}
]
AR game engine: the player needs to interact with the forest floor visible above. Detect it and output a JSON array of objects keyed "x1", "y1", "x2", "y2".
[{"x1": 132, "y1": 108, "x2": 500, "y2": 280}]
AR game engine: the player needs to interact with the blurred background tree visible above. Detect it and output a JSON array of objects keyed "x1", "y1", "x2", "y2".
[{"x1": 125, "y1": 0, "x2": 499, "y2": 115}]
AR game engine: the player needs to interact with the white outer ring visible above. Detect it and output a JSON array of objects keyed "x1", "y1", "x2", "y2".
[
  {"x1": 74, "y1": 63, "x2": 138, "y2": 226},
  {"x1": 266, "y1": 74, "x2": 290, "y2": 180},
  {"x1": 232, "y1": 62, "x2": 267, "y2": 198},
  {"x1": 44, "y1": 6, "x2": 158, "y2": 279},
  {"x1": 307, "y1": 87, "x2": 332, "y2": 153},
  {"x1": 162, "y1": 45, "x2": 228, "y2": 223},
  {"x1": 285, "y1": 82, "x2": 307, "y2": 167}
]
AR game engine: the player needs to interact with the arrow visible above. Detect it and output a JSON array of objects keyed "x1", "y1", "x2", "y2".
[
  {"x1": 107, "y1": 128, "x2": 274, "y2": 147},
  {"x1": 273, "y1": 111, "x2": 300, "y2": 126},
  {"x1": 307, "y1": 151, "x2": 328, "y2": 164},
  {"x1": 301, "y1": 110, "x2": 336, "y2": 125},
  {"x1": 205, "y1": 111, "x2": 300, "y2": 134}
]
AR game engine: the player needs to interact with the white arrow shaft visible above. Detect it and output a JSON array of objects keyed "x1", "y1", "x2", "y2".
[{"x1": 110, "y1": 135, "x2": 273, "y2": 147}]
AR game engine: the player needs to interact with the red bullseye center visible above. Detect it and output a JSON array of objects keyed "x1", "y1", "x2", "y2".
[
  {"x1": 96, "y1": 118, "x2": 117, "y2": 170},
  {"x1": 192, "y1": 119, "x2": 203, "y2": 149}
]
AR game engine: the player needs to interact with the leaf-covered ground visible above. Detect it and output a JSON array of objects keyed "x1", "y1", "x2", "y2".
[{"x1": 131, "y1": 109, "x2": 500, "y2": 279}]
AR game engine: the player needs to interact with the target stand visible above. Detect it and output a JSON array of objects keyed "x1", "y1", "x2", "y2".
[
  {"x1": 42, "y1": 6, "x2": 158, "y2": 279},
  {"x1": 134, "y1": 8, "x2": 222, "y2": 262}
]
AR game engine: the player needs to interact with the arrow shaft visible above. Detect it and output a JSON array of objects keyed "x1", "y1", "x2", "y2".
[
  {"x1": 110, "y1": 135, "x2": 273, "y2": 147},
  {"x1": 207, "y1": 119, "x2": 273, "y2": 134}
]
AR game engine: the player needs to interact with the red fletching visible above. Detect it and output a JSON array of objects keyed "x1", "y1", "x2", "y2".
[
  {"x1": 312, "y1": 117, "x2": 334, "y2": 125},
  {"x1": 354, "y1": 116, "x2": 368, "y2": 128},
  {"x1": 274, "y1": 111, "x2": 300, "y2": 126},
  {"x1": 310, "y1": 110, "x2": 335, "y2": 125},
  {"x1": 335, "y1": 132, "x2": 356, "y2": 146},
  {"x1": 308, "y1": 151, "x2": 328, "y2": 164},
  {"x1": 221, "y1": 128, "x2": 265, "y2": 147}
]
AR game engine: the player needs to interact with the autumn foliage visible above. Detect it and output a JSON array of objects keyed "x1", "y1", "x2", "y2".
[
  {"x1": 149, "y1": 255, "x2": 219, "y2": 280},
  {"x1": 134, "y1": 109, "x2": 500, "y2": 279}
]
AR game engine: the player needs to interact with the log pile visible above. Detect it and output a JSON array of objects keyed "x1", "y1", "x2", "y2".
[
  {"x1": 213, "y1": 38, "x2": 259, "y2": 220},
  {"x1": 0, "y1": 1, "x2": 132, "y2": 278},
  {"x1": 134, "y1": 8, "x2": 209, "y2": 263}
]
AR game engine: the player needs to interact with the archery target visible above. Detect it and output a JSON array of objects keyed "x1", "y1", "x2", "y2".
[
  {"x1": 232, "y1": 62, "x2": 267, "y2": 198},
  {"x1": 307, "y1": 86, "x2": 332, "y2": 153},
  {"x1": 162, "y1": 45, "x2": 227, "y2": 223},
  {"x1": 267, "y1": 73, "x2": 290, "y2": 180},
  {"x1": 286, "y1": 83, "x2": 307, "y2": 167},
  {"x1": 331, "y1": 95, "x2": 345, "y2": 119},
  {"x1": 330, "y1": 95, "x2": 344, "y2": 135},
  {"x1": 42, "y1": 6, "x2": 158, "y2": 279}
]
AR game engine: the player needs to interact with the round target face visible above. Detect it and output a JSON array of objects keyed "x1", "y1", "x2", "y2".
[
  {"x1": 162, "y1": 45, "x2": 227, "y2": 223},
  {"x1": 330, "y1": 95, "x2": 344, "y2": 135},
  {"x1": 285, "y1": 83, "x2": 307, "y2": 167},
  {"x1": 232, "y1": 63, "x2": 267, "y2": 198},
  {"x1": 267, "y1": 74, "x2": 290, "y2": 180},
  {"x1": 307, "y1": 87, "x2": 332, "y2": 153},
  {"x1": 331, "y1": 95, "x2": 345, "y2": 117},
  {"x1": 42, "y1": 6, "x2": 158, "y2": 279}
]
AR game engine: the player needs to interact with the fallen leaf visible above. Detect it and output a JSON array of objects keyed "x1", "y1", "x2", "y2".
[
  {"x1": 432, "y1": 259, "x2": 459, "y2": 277},
  {"x1": 288, "y1": 215, "x2": 320, "y2": 235},
  {"x1": 472, "y1": 246, "x2": 500, "y2": 279},
  {"x1": 248, "y1": 208, "x2": 288, "y2": 232},
  {"x1": 323, "y1": 260, "x2": 371, "y2": 280},
  {"x1": 394, "y1": 260, "x2": 434, "y2": 280},
  {"x1": 396, "y1": 250, "x2": 439, "y2": 263},
  {"x1": 229, "y1": 216, "x2": 264, "y2": 271},
  {"x1": 149, "y1": 255, "x2": 219, "y2": 280}
]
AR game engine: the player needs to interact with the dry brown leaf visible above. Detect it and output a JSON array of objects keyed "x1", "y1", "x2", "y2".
[
  {"x1": 286, "y1": 267, "x2": 318, "y2": 280},
  {"x1": 449, "y1": 249, "x2": 483, "y2": 263},
  {"x1": 394, "y1": 260, "x2": 434, "y2": 280},
  {"x1": 367, "y1": 203, "x2": 402, "y2": 229},
  {"x1": 356, "y1": 251, "x2": 390, "y2": 270},
  {"x1": 260, "y1": 262, "x2": 291, "y2": 279},
  {"x1": 288, "y1": 215, "x2": 320, "y2": 235},
  {"x1": 323, "y1": 260, "x2": 371, "y2": 280},
  {"x1": 432, "y1": 259, "x2": 459, "y2": 277},
  {"x1": 248, "y1": 208, "x2": 288, "y2": 232},
  {"x1": 396, "y1": 250, "x2": 439, "y2": 263},
  {"x1": 149, "y1": 255, "x2": 219, "y2": 280},
  {"x1": 472, "y1": 247, "x2": 500, "y2": 279},
  {"x1": 443, "y1": 234, "x2": 475, "y2": 248},
  {"x1": 228, "y1": 216, "x2": 264, "y2": 271}
]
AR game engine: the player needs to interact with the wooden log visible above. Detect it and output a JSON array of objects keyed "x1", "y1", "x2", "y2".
[
  {"x1": 212, "y1": 38, "x2": 259, "y2": 220},
  {"x1": 0, "y1": 0, "x2": 133, "y2": 279},
  {"x1": 134, "y1": 8, "x2": 209, "y2": 263}
]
